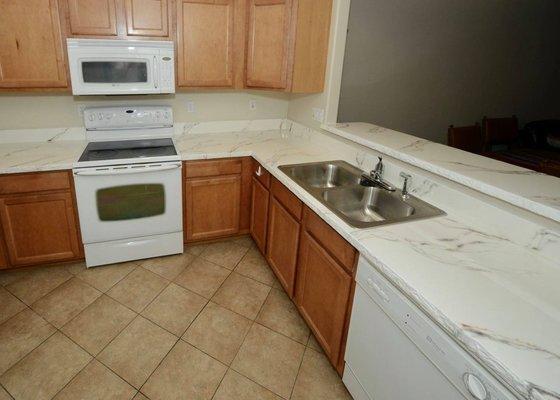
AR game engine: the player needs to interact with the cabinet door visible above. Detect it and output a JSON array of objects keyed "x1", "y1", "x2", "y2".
[
  {"x1": 0, "y1": 236, "x2": 8, "y2": 269},
  {"x1": 246, "y1": 0, "x2": 293, "y2": 89},
  {"x1": 296, "y1": 231, "x2": 352, "y2": 367},
  {"x1": 177, "y1": 0, "x2": 234, "y2": 87},
  {"x1": 185, "y1": 175, "x2": 241, "y2": 241},
  {"x1": 266, "y1": 197, "x2": 300, "y2": 297},
  {"x1": 67, "y1": 0, "x2": 118, "y2": 36},
  {"x1": 125, "y1": 0, "x2": 169, "y2": 37},
  {"x1": 0, "y1": 192, "x2": 81, "y2": 267},
  {"x1": 0, "y1": 0, "x2": 67, "y2": 88},
  {"x1": 250, "y1": 177, "x2": 269, "y2": 254}
]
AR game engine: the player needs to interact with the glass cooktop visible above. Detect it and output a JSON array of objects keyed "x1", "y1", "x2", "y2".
[{"x1": 78, "y1": 138, "x2": 177, "y2": 163}]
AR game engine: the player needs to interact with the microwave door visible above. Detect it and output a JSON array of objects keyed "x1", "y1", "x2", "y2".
[{"x1": 75, "y1": 57, "x2": 157, "y2": 95}]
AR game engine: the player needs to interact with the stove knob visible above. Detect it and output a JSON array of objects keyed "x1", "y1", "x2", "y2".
[
  {"x1": 88, "y1": 114, "x2": 94, "y2": 121},
  {"x1": 464, "y1": 373, "x2": 488, "y2": 400}
]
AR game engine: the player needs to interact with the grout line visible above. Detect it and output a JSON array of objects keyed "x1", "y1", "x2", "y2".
[{"x1": 137, "y1": 335, "x2": 182, "y2": 394}]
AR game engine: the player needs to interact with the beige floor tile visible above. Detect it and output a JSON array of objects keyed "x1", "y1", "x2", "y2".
[
  {"x1": 231, "y1": 324, "x2": 305, "y2": 399},
  {"x1": 141, "y1": 341, "x2": 226, "y2": 400},
  {"x1": 184, "y1": 243, "x2": 206, "y2": 256},
  {"x1": 0, "y1": 332, "x2": 91, "y2": 400},
  {"x1": 235, "y1": 248, "x2": 276, "y2": 286},
  {"x1": 183, "y1": 302, "x2": 251, "y2": 365},
  {"x1": 256, "y1": 289, "x2": 310, "y2": 344},
  {"x1": 0, "y1": 385, "x2": 11, "y2": 400},
  {"x1": 61, "y1": 295, "x2": 136, "y2": 356},
  {"x1": 199, "y1": 241, "x2": 249, "y2": 270},
  {"x1": 0, "y1": 287, "x2": 26, "y2": 325},
  {"x1": 31, "y1": 278, "x2": 101, "y2": 328},
  {"x1": 307, "y1": 333, "x2": 323, "y2": 353},
  {"x1": 212, "y1": 273, "x2": 270, "y2": 320},
  {"x1": 54, "y1": 359, "x2": 136, "y2": 400},
  {"x1": 0, "y1": 268, "x2": 30, "y2": 287},
  {"x1": 0, "y1": 309, "x2": 56, "y2": 374},
  {"x1": 97, "y1": 316, "x2": 177, "y2": 389},
  {"x1": 213, "y1": 370, "x2": 282, "y2": 400},
  {"x1": 231, "y1": 235, "x2": 255, "y2": 248},
  {"x1": 142, "y1": 283, "x2": 206, "y2": 336},
  {"x1": 6, "y1": 266, "x2": 72, "y2": 305},
  {"x1": 291, "y1": 348, "x2": 352, "y2": 400},
  {"x1": 174, "y1": 258, "x2": 230, "y2": 299},
  {"x1": 77, "y1": 262, "x2": 137, "y2": 292},
  {"x1": 140, "y1": 253, "x2": 195, "y2": 281},
  {"x1": 133, "y1": 393, "x2": 149, "y2": 400},
  {"x1": 63, "y1": 261, "x2": 87, "y2": 275},
  {"x1": 107, "y1": 268, "x2": 168, "y2": 313}
]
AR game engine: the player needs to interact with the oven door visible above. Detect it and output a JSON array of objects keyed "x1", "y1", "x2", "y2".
[{"x1": 73, "y1": 162, "x2": 182, "y2": 244}]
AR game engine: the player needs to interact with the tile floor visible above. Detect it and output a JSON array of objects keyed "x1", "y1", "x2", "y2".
[{"x1": 0, "y1": 236, "x2": 352, "y2": 400}]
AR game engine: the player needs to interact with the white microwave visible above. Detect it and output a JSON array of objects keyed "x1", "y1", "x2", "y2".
[{"x1": 67, "y1": 39, "x2": 175, "y2": 95}]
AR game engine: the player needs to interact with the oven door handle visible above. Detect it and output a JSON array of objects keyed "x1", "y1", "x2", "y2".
[{"x1": 74, "y1": 163, "x2": 181, "y2": 176}]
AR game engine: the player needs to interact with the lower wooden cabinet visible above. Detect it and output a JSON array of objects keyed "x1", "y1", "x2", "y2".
[
  {"x1": 183, "y1": 158, "x2": 251, "y2": 242},
  {"x1": 296, "y1": 230, "x2": 353, "y2": 370},
  {"x1": 0, "y1": 192, "x2": 81, "y2": 267},
  {"x1": 266, "y1": 196, "x2": 300, "y2": 297},
  {"x1": 185, "y1": 175, "x2": 241, "y2": 241},
  {"x1": 0, "y1": 235, "x2": 8, "y2": 269},
  {"x1": 250, "y1": 177, "x2": 269, "y2": 254}
]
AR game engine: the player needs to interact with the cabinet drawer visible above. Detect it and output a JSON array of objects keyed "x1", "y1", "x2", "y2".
[
  {"x1": 185, "y1": 159, "x2": 242, "y2": 178},
  {"x1": 0, "y1": 171, "x2": 71, "y2": 195},
  {"x1": 252, "y1": 159, "x2": 270, "y2": 188},
  {"x1": 303, "y1": 207, "x2": 357, "y2": 274},
  {"x1": 271, "y1": 177, "x2": 302, "y2": 221}
]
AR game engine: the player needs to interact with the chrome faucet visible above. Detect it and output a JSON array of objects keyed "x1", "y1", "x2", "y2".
[
  {"x1": 361, "y1": 157, "x2": 396, "y2": 192},
  {"x1": 400, "y1": 172, "x2": 411, "y2": 200}
]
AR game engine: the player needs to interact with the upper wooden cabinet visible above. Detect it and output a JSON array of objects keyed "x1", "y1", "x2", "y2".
[
  {"x1": 67, "y1": 0, "x2": 119, "y2": 36},
  {"x1": 64, "y1": 0, "x2": 171, "y2": 38},
  {"x1": 246, "y1": 0, "x2": 333, "y2": 92},
  {"x1": 177, "y1": 0, "x2": 235, "y2": 87},
  {"x1": 125, "y1": 0, "x2": 169, "y2": 37},
  {"x1": 0, "y1": 0, "x2": 68, "y2": 89}
]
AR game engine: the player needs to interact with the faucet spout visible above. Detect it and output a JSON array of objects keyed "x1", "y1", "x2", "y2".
[{"x1": 361, "y1": 156, "x2": 396, "y2": 192}]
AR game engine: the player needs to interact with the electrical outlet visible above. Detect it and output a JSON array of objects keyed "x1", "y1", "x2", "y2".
[
  {"x1": 186, "y1": 101, "x2": 195, "y2": 113},
  {"x1": 312, "y1": 108, "x2": 325, "y2": 123},
  {"x1": 249, "y1": 99, "x2": 257, "y2": 111}
]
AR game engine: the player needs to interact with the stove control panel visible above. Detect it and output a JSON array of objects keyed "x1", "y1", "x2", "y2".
[{"x1": 84, "y1": 106, "x2": 173, "y2": 130}]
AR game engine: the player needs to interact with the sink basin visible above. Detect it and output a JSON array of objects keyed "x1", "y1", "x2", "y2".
[
  {"x1": 322, "y1": 186, "x2": 415, "y2": 223},
  {"x1": 279, "y1": 160, "x2": 445, "y2": 228},
  {"x1": 280, "y1": 161, "x2": 361, "y2": 189}
]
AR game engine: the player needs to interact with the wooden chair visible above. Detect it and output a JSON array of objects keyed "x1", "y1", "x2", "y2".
[
  {"x1": 482, "y1": 115, "x2": 519, "y2": 151},
  {"x1": 447, "y1": 124, "x2": 483, "y2": 154}
]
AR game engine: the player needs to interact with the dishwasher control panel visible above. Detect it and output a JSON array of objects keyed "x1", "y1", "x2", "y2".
[{"x1": 355, "y1": 256, "x2": 521, "y2": 400}]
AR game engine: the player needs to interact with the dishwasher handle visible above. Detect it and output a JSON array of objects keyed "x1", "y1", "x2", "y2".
[
  {"x1": 74, "y1": 163, "x2": 181, "y2": 176},
  {"x1": 366, "y1": 277, "x2": 390, "y2": 302}
]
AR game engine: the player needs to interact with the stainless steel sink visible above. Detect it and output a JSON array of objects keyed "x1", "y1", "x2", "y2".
[{"x1": 279, "y1": 161, "x2": 445, "y2": 228}]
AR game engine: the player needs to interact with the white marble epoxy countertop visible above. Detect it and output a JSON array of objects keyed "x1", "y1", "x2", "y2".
[
  {"x1": 325, "y1": 122, "x2": 560, "y2": 224},
  {"x1": 0, "y1": 128, "x2": 559, "y2": 400}
]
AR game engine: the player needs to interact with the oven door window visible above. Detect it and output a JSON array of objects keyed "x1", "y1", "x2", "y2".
[
  {"x1": 96, "y1": 184, "x2": 165, "y2": 221},
  {"x1": 82, "y1": 61, "x2": 148, "y2": 83}
]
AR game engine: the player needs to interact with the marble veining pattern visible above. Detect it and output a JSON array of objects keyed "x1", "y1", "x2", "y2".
[
  {"x1": 0, "y1": 121, "x2": 559, "y2": 399},
  {"x1": 325, "y1": 122, "x2": 560, "y2": 223}
]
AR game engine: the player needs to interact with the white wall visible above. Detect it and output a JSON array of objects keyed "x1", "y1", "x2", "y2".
[
  {"x1": 0, "y1": 91, "x2": 290, "y2": 130},
  {"x1": 337, "y1": 0, "x2": 560, "y2": 143}
]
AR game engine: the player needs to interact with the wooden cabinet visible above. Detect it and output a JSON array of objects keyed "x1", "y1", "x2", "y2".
[
  {"x1": 177, "y1": 0, "x2": 236, "y2": 87},
  {"x1": 184, "y1": 158, "x2": 251, "y2": 242},
  {"x1": 0, "y1": 235, "x2": 8, "y2": 270},
  {"x1": 0, "y1": 171, "x2": 83, "y2": 268},
  {"x1": 125, "y1": 0, "x2": 169, "y2": 37},
  {"x1": 250, "y1": 159, "x2": 270, "y2": 254},
  {"x1": 246, "y1": 0, "x2": 333, "y2": 92},
  {"x1": 64, "y1": 0, "x2": 171, "y2": 39},
  {"x1": 67, "y1": 0, "x2": 118, "y2": 36},
  {"x1": 296, "y1": 206, "x2": 357, "y2": 373},
  {"x1": 0, "y1": 0, "x2": 68, "y2": 89},
  {"x1": 265, "y1": 177, "x2": 302, "y2": 297}
]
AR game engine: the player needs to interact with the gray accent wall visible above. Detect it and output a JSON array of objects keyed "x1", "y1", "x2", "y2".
[{"x1": 338, "y1": 0, "x2": 560, "y2": 143}]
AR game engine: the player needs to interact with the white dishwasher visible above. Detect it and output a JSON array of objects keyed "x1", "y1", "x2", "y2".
[{"x1": 343, "y1": 256, "x2": 520, "y2": 400}]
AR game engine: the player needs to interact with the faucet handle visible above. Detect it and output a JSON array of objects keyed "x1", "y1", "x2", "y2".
[{"x1": 399, "y1": 172, "x2": 412, "y2": 199}]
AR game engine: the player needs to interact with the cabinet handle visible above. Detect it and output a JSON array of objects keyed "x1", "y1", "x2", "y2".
[{"x1": 256, "y1": 166, "x2": 263, "y2": 176}]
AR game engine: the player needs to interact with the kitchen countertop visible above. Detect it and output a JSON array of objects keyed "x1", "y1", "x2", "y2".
[{"x1": 0, "y1": 126, "x2": 559, "y2": 400}]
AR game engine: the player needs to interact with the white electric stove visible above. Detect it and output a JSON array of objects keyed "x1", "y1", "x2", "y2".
[{"x1": 73, "y1": 106, "x2": 183, "y2": 267}]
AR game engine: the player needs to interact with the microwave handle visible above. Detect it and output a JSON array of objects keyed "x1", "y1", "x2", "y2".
[
  {"x1": 153, "y1": 56, "x2": 159, "y2": 89},
  {"x1": 74, "y1": 163, "x2": 181, "y2": 176}
]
